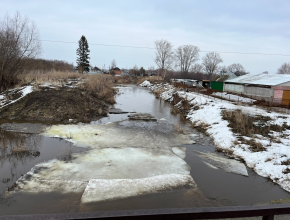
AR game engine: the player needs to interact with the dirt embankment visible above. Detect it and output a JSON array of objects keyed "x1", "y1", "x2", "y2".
[{"x1": 0, "y1": 87, "x2": 110, "y2": 123}]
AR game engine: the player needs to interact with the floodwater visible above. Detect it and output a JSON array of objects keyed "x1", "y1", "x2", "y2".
[{"x1": 0, "y1": 85, "x2": 289, "y2": 215}]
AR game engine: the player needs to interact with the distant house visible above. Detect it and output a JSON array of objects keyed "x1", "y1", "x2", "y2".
[
  {"x1": 224, "y1": 73, "x2": 290, "y2": 104},
  {"x1": 110, "y1": 67, "x2": 121, "y2": 76}
]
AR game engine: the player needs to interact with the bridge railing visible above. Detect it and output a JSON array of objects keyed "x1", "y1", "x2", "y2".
[{"x1": 1, "y1": 204, "x2": 290, "y2": 220}]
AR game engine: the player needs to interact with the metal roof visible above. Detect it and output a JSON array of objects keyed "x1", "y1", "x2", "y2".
[{"x1": 224, "y1": 73, "x2": 290, "y2": 86}]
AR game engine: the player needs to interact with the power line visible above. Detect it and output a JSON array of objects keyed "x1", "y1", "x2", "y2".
[{"x1": 41, "y1": 40, "x2": 290, "y2": 56}]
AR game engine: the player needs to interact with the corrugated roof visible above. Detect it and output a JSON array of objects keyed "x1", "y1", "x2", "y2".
[{"x1": 225, "y1": 73, "x2": 290, "y2": 86}]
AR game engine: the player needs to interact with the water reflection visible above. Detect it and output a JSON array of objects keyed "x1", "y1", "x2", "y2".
[
  {"x1": 0, "y1": 129, "x2": 77, "y2": 193},
  {"x1": 0, "y1": 130, "x2": 42, "y2": 190}
]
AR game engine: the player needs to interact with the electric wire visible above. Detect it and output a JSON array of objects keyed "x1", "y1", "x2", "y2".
[{"x1": 40, "y1": 40, "x2": 290, "y2": 57}]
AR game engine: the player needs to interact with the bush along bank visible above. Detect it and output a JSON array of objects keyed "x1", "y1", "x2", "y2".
[{"x1": 139, "y1": 80, "x2": 290, "y2": 193}]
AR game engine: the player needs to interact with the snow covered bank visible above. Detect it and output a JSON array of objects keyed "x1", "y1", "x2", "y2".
[
  {"x1": 139, "y1": 80, "x2": 151, "y2": 87},
  {"x1": 142, "y1": 82, "x2": 290, "y2": 192},
  {"x1": 81, "y1": 174, "x2": 196, "y2": 203},
  {"x1": 0, "y1": 86, "x2": 33, "y2": 109}
]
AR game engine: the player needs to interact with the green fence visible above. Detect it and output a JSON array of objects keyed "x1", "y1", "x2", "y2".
[{"x1": 210, "y1": 81, "x2": 224, "y2": 91}]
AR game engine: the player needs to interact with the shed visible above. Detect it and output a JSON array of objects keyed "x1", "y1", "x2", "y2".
[
  {"x1": 211, "y1": 81, "x2": 224, "y2": 91},
  {"x1": 224, "y1": 73, "x2": 290, "y2": 104}
]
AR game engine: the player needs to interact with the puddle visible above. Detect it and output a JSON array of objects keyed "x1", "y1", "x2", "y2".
[{"x1": 0, "y1": 130, "x2": 84, "y2": 193}]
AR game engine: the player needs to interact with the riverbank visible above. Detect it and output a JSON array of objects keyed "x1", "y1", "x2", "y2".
[
  {"x1": 0, "y1": 72, "x2": 115, "y2": 123},
  {"x1": 139, "y1": 80, "x2": 290, "y2": 193}
]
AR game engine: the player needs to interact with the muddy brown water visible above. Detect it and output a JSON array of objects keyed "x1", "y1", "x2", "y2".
[{"x1": 0, "y1": 85, "x2": 289, "y2": 216}]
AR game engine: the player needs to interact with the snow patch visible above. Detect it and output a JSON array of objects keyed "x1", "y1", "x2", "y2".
[{"x1": 139, "y1": 80, "x2": 151, "y2": 87}]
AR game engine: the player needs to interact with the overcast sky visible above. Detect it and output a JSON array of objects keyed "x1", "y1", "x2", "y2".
[{"x1": 2, "y1": 0, "x2": 290, "y2": 73}]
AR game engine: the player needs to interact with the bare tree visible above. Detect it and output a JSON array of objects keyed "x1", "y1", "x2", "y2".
[
  {"x1": 202, "y1": 52, "x2": 223, "y2": 77},
  {"x1": 277, "y1": 62, "x2": 290, "y2": 74},
  {"x1": 174, "y1": 45, "x2": 200, "y2": 73},
  {"x1": 147, "y1": 66, "x2": 155, "y2": 76},
  {"x1": 190, "y1": 63, "x2": 204, "y2": 73},
  {"x1": 227, "y1": 63, "x2": 244, "y2": 73},
  {"x1": 111, "y1": 59, "x2": 117, "y2": 69},
  {"x1": 0, "y1": 12, "x2": 41, "y2": 91},
  {"x1": 227, "y1": 63, "x2": 249, "y2": 76},
  {"x1": 154, "y1": 39, "x2": 174, "y2": 80}
]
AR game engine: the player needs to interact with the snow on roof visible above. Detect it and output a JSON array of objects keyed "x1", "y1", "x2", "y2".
[{"x1": 225, "y1": 73, "x2": 290, "y2": 86}]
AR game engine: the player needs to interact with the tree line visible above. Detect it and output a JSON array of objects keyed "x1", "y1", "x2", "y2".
[
  {"x1": 1, "y1": 12, "x2": 289, "y2": 91},
  {"x1": 153, "y1": 39, "x2": 251, "y2": 80}
]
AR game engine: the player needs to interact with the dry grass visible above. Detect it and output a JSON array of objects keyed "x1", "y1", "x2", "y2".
[
  {"x1": 281, "y1": 160, "x2": 290, "y2": 166},
  {"x1": 79, "y1": 74, "x2": 115, "y2": 104},
  {"x1": 237, "y1": 137, "x2": 266, "y2": 152},
  {"x1": 18, "y1": 70, "x2": 85, "y2": 86},
  {"x1": 152, "y1": 88, "x2": 164, "y2": 98},
  {"x1": 114, "y1": 76, "x2": 142, "y2": 84},
  {"x1": 194, "y1": 122, "x2": 210, "y2": 134},
  {"x1": 174, "y1": 124, "x2": 184, "y2": 134},
  {"x1": 17, "y1": 71, "x2": 116, "y2": 104}
]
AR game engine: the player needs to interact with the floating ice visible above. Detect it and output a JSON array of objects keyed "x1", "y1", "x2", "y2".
[
  {"x1": 30, "y1": 147, "x2": 191, "y2": 181},
  {"x1": 193, "y1": 151, "x2": 248, "y2": 176},
  {"x1": 172, "y1": 147, "x2": 186, "y2": 159},
  {"x1": 81, "y1": 174, "x2": 196, "y2": 203},
  {"x1": 14, "y1": 166, "x2": 87, "y2": 194},
  {"x1": 41, "y1": 121, "x2": 192, "y2": 150}
]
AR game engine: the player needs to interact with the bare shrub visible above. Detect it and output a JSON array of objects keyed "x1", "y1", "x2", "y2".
[{"x1": 0, "y1": 12, "x2": 41, "y2": 92}]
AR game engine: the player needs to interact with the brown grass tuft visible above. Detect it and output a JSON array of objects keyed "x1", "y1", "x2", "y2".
[
  {"x1": 18, "y1": 70, "x2": 85, "y2": 86},
  {"x1": 79, "y1": 74, "x2": 115, "y2": 104},
  {"x1": 152, "y1": 88, "x2": 164, "y2": 98},
  {"x1": 222, "y1": 109, "x2": 287, "y2": 138},
  {"x1": 174, "y1": 124, "x2": 184, "y2": 134}
]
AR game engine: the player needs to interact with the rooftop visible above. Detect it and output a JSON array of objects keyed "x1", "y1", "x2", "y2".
[{"x1": 225, "y1": 73, "x2": 290, "y2": 86}]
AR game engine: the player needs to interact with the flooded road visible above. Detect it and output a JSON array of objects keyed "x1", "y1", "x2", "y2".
[{"x1": 0, "y1": 85, "x2": 289, "y2": 215}]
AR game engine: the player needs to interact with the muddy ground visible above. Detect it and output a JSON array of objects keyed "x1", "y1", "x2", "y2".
[{"x1": 0, "y1": 87, "x2": 110, "y2": 123}]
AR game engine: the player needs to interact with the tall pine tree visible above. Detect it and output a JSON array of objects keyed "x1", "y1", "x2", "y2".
[{"x1": 76, "y1": 35, "x2": 90, "y2": 73}]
